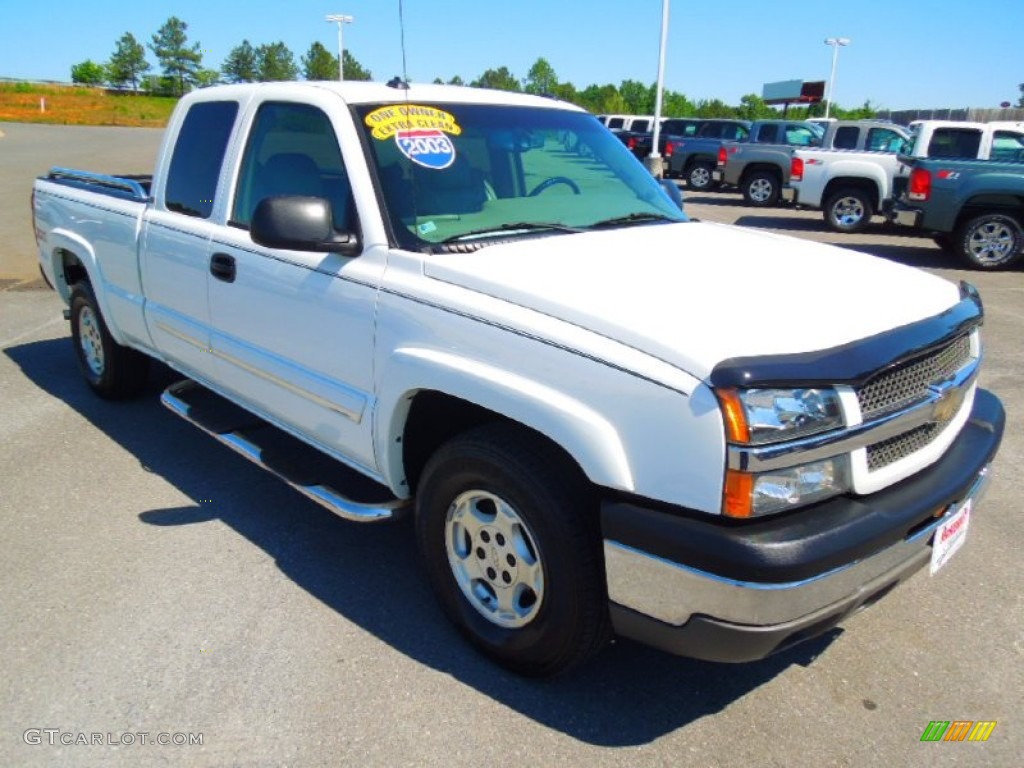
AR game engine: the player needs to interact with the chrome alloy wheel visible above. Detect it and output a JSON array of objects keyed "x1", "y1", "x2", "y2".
[
  {"x1": 831, "y1": 195, "x2": 866, "y2": 228},
  {"x1": 445, "y1": 490, "x2": 545, "y2": 629},
  {"x1": 689, "y1": 165, "x2": 711, "y2": 188},
  {"x1": 78, "y1": 305, "x2": 105, "y2": 376},
  {"x1": 966, "y1": 220, "x2": 1018, "y2": 266},
  {"x1": 748, "y1": 177, "x2": 774, "y2": 203}
]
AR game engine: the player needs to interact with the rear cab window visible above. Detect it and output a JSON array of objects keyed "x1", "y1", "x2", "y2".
[
  {"x1": 164, "y1": 101, "x2": 239, "y2": 218},
  {"x1": 927, "y1": 128, "x2": 982, "y2": 159}
]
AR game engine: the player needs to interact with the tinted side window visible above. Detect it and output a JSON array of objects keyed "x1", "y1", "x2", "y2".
[
  {"x1": 232, "y1": 102, "x2": 353, "y2": 231},
  {"x1": 756, "y1": 124, "x2": 779, "y2": 143},
  {"x1": 991, "y1": 131, "x2": 1024, "y2": 162},
  {"x1": 784, "y1": 125, "x2": 819, "y2": 146},
  {"x1": 631, "y1": 119, "x2": 650, "y2": 132},
  {"x1": 866, "y1": 128, "x2": 906, "y2": 153},
  {"x1": 928, "y1": 128, "x2": 981, "y2": 159},
  {"x1": 165, "y1": 101, "x2": 238, "y2": 218},
  {"x1": 833, "y1": 126, "x2": 859, "y2": 150},
  {"x1": 699, "y1": 123, "x2": 722, "y2": 138},
  {"x1": 607, "y1": 117, "x2": 625, "y2": 130}
]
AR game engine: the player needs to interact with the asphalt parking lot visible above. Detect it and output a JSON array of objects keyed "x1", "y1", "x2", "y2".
[{"x1": 1, "y1": 121, "x2": 1021, "y2": 767}]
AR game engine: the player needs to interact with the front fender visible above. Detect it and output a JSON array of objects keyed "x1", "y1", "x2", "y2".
[{"x1": 373, "y1": 346, "x2": 635, "y2": 497}]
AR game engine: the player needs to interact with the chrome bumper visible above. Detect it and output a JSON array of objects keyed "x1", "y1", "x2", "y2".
[{"x1": 604, "y1": 465, "x2": 990, "y2": 629}]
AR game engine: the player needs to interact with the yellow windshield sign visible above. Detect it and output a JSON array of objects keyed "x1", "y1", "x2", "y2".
[{"x1": 365, "y1": 105, "x2": 462, "y2": 141}]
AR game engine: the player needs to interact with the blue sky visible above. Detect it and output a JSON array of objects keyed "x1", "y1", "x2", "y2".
[{"x1": 1, "y1": 0, "x2": 1021, "y2": 110}]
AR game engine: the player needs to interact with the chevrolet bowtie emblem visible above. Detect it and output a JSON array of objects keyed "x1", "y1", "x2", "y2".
[{"x1": 930, "y1": 379, "x2": 966, "y2": 422}]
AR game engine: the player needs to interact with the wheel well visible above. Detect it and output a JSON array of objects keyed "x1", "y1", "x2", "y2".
[
  {"x1": 741, "y1": 164, "x2": 781, "y2": 183},
  {"x1": 823, "y1": 179, "x2": 880, "y2": 211},
  {"x1": 400, "y1": 391, "x2": 585, "y2": 495},
  {"x1": 954, "y1": 204, "x2": 1024, "y2": 233},
  {"x1": 58, "y1": 249, "x2": 88, "y2": 287},
  {"x1": 684, "y1": 156, "x2": 714, "y2": 171}
]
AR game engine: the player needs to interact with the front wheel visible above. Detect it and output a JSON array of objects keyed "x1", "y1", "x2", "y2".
[
  {"x1": 742, "y1": 171, "x2": 780, "y2": 207},
  {"x1": 415, "y1": 423, "x2": 610, "y2": 677},
  {"x1": 824, "y1": 187, "x2": 873, "y2": 233},
  {"x1": 954, "y1": 212, "x2": 1023, "y2": 269},
  {"x1": 69, "y1": 282, "x2": 149, "y2": 399}
]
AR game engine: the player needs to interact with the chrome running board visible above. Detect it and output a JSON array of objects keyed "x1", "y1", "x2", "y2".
[{"x1": 161, "y1": 379, "x2": 408, "y2": 523}]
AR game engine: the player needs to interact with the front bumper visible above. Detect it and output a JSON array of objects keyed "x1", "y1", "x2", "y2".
[{"x1": 602, "y1": 389, "x2": 1004, "y2": 662}]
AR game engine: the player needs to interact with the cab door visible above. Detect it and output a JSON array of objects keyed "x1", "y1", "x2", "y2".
[{"x1": 204, "y1": 98, "x2": 383, "y2": 474}]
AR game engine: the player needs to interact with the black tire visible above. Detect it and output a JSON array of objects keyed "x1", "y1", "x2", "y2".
[
  {"x1": 415, "y1": 423, "x2": 611, "y2": 677},
  {"x1": 69, "y1": 282, "x2": 149, "y2": 399},
  {"x1": 953, "y1": 212, "x2": 1023, "y2": 270},
  {"x1": 823, "y1": 187, "x2": 874, "y2": 234},
  {"x1": 742, "y1": 171, "x2": 780, "y2": 207},
  {"x1": 685, "y1": 161, "x2": 716, "y2": 192}
]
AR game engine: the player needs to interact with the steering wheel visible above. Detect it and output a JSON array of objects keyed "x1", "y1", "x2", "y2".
[{"x1": 528, "y1": 176, "x2": 581, "y2": 197}]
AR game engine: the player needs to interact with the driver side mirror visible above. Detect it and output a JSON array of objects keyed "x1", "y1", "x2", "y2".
[{"x1": 251, "y1": 195, "x2": 360, "y2": 256}]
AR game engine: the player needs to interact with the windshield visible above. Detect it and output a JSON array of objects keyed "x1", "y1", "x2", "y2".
[{"x1": 354, "y1": 102, "x2": 687, "y2": 248}]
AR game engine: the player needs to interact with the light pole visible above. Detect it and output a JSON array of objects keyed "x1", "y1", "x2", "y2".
[
  {"x1": 645, "y1": 0, "x2": 670, "y2": 179},
  {"x1": 326, "y1": 14, "x2": 354, "y2": 81},
  {"x1": 823, "y1": 37, "x2": 850, "y2": 120}
]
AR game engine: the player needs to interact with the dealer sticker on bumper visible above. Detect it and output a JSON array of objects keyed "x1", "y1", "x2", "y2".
[{"x1": 930, "y1": 499, "x2": 971, "y2": 575}]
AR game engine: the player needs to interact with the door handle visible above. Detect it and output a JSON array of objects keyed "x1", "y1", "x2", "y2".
[{"x1": 210, "y1": 253, "x2": 236, "y2": 283}]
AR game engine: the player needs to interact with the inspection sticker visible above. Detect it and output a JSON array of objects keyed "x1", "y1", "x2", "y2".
[{"x1": 365, "y1": 105, "x2": 462, "y2": 169}]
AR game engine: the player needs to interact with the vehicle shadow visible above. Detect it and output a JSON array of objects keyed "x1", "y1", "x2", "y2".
[{"x1": 5, "y1": 337, "x2": 840, "y2": 746}]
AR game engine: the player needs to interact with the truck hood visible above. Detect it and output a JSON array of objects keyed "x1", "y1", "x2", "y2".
[{"x1": 422, "y1": 221, "x2": 960, "y2": 381}]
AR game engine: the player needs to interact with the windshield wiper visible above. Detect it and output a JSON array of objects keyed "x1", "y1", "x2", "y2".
[
  {"x1": 588, "y1": 212, "x2": 679, "y2": 229},
  {"x1": 439, "y1": 221, "x2": 584, "y2": 243}
]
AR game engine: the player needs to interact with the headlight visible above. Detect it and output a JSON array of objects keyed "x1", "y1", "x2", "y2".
[
  {"x1": 724, "y1": 457, "x2": 851, "y2": 517},
  {"x1": 717, "y1": 387, "x2": 844, "y2": 445}
]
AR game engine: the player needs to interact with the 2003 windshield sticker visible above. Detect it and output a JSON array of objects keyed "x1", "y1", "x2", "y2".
[{"x1": 365, "y1": 105, "x2": 462, "y2": 170}]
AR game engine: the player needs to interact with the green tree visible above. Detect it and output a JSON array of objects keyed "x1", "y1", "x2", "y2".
[
  {"x1": 1018, "y1": 82, "x2": 1024, "y2": 108},
  {"x1": 71, "y1": 60, "x2": 107, "y2": 86},
  {"x1": 195, "y1": 69, "x2": 220, "y2": 88},
  {"x1": 737, "y1": 93, "x2": 774, "y2": 120},
  {"x1": 695, "y1": 98, "x2": 735, "y2": 118},
  {"x1": 149, "y1": 17, "x2": 203, "y2": 96},
  {"x1": 524, "y1": 57, "x2": 557, "y2": 94},
  {"x1": 302, "y1": 41, "x2": 337, "y2": 80},
  {"x1": 448, "y1": 75, "x2": 464, "y2": 86},
  {"x1": 662, "y1": 89, "x2": 694, "y2": 117},
  {"x1": 619, "y1": 79, "x2": 652, "y2": 114},
  {"x1": 472, "y1": 66, "x2": 520, "y2": 92},
  {"x1": 343, "y1": 50, "x2": 372, "y2": 81},
  {"x1": 222, "y1": 40, "x2": 258, "y2": 83},
  {"x1": 256, "y1": 42, "x2": 298, "y2": 82},
  {"x1": 107, "y1": 33, "x2": 149, "y2": 91}
]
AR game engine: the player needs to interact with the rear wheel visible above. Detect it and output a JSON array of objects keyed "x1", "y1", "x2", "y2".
[
  {"x1": 824, "y1": 187, "x2": 873, "y2": 233},
  {"x1": 415, "y1": 423, "x2": 610, "y2": 677},
  {"x1": 743, "y1": 171, "x2": 780, "y2": 207},
  {"x1": 69, "y1": 282, "x2": 149, "y2": 399},
  {"x1": 953, "y1": 212, "x2": 1023, "y2": 269},
  {"x1": 685, "y1": 161, "x2": 716, "y2": 191}
]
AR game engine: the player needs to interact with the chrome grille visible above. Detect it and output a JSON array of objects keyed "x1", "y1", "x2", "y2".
[
  {"x1": 856, "y1": 334, "x2": 971, "y2": 421},
  {"x1": 866, "y1": 424, "x2": 940, "y2": 470}
]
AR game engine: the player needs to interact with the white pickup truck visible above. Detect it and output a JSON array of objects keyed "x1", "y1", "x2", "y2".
[
  {"x1": 32, "y1": 82, "x2": 1004, "y2": 677},
  {"x1": 786, "y1": 122, "x2": 910, "y2": 232},
  {"x1": 790, "y1": 120, "x2": 1024, "y2": 233}
]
